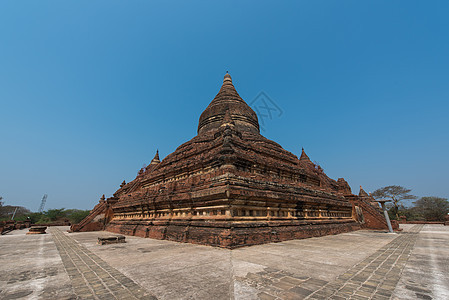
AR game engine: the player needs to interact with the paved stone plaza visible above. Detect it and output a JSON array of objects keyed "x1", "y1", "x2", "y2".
[{"x1": 0, "y1": 224, "x2": 448, "y2": 299}]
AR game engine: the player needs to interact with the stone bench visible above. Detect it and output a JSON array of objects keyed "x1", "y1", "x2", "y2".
[{"x1": 98, "y1": 235, "x2": 126, "y2": 245}]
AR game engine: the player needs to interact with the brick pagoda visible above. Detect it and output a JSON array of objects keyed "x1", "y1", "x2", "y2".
[{"x1": 73, "y1": 73, "x2": 391, "y2": 248}]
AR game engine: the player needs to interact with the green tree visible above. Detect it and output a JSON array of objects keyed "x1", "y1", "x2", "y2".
[
  {"x1": 24, "y1": 208, "x2": 90, "y2": 224},
  {"x1": 0, "y1": 196, "x2": 32, "y2": 221},
  {"x1": 372, "y1": 185, "x2": 417, "y2": 219},
  {"x1": 414, "y1": 197, "x2": 449, "y2": 222},
  {"x1": 44, "y1": 208, "x2": 67, "y2": 221},
  {"x1": 27, "y1": 212, "x2": 45, "y2": 224},
  {"x1": 397, "y1": 206, "x2": 425, "y2": 221},
  {"x1": 65, "y1": 209, "x2": 91, "y2": 224},
  {"x1": 0, "y1": 205, "x2": 31, "y2": 221}
]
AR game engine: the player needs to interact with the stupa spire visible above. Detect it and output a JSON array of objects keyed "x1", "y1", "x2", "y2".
[
  {"x1": 223, "y1": 72, "x2": 233, "y2": 86},
  {"x1": 150, "y1": 150, "x2": 160, "y2": 165},
  {"x1": 300, "y1": 148, "x2": 310, "y2": 161},
  {"x1": 198, "y1": 73, "x2": 259, "y2": 135}
]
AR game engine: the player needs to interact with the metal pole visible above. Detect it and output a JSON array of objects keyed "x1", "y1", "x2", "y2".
[
  {"x1": 380, "y1": 202, "x2": 394, "y2": 233},
  {"x1": 11, "y1": 207, "x2": 18, "y2": 220}
]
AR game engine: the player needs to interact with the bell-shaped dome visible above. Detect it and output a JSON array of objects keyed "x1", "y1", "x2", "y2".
[{"x1": 198, "y1": 73, "x2": 260, "y2": 135}]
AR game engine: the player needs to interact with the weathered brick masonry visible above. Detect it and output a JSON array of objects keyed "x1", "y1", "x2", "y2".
[{"x1": 73, "y1": 73, "x2": 390, "y2": 248}]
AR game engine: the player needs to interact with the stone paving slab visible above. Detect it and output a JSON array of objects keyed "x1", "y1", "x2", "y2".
[
  {"x1": 393, "y1": 225, "x2": 449, "y2": 300},
  {"x1": 1, "y1": 224, "x2": 449, "y2": 299},
  {"x1": 70, "y1": 226, "x2": 400, "y2": 299},
  {"x1": 305, "y1": 224, "x2": 423, "y2": 300},
  {"x1": 51, "y1": 228, "x2": 156, "y2": 300},
  {"x1": 0, "y1": 228, "x2": 75, "y2": 299}
]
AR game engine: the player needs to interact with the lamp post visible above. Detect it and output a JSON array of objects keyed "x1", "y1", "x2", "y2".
[{"x1": 377, "y1": 199, "x2": 394, "y2": 233}]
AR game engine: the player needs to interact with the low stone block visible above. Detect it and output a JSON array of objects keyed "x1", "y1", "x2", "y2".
[{"x1": 98, "y1": 236, "x2": 126, "y2": 245}]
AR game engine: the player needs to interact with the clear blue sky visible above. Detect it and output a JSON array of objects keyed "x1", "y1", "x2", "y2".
[{"x1": 1, "y1": 1, "x2": 448, "y2": 211}]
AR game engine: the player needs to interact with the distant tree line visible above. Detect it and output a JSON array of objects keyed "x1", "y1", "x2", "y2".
[
  {"x1": 371, "y1": 185, "x2": 449, "y2": 222},
  {"x1": 0, "y1": 196, "x2": 90, "y2": 224},
  {"x1": 26, "y1": 208, "x2": 91, "y2": 224}
]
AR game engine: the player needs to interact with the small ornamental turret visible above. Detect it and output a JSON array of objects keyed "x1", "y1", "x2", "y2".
[
  {"x1": 150, "y1": 150, "x2": 160, "y2": 165},
  {"x1": 300, "y1": 148, "x2": 310, "y2": 161},
  {"x1": 100, "y1": 194, "x2": 106, "y2": 203},
  {"x1": 120, "y1": 180, "x2": 126, "y2": 188},
  {"x1": 337, "y1": 178, "x2": 352, "y2": 195},
  {"x1": 359, "y1": 186, "x2": 369, "y2": 197}
]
